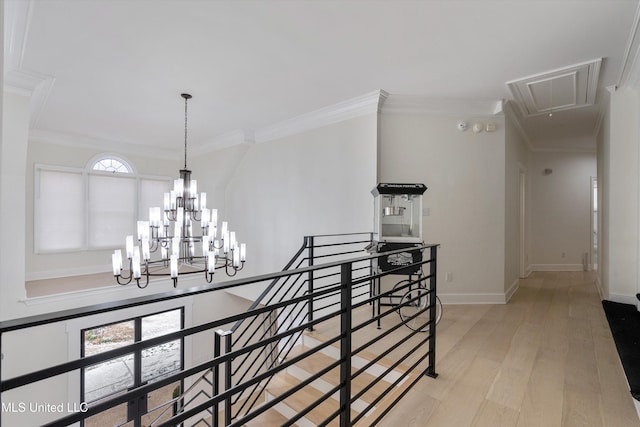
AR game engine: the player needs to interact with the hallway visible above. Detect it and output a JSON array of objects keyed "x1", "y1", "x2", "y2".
[{"x1": 381, "y1": 271, "x2": 639, "y2": 426}]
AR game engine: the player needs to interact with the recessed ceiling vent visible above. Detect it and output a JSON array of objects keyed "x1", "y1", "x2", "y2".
[{"x1": 506, "y1": 58, "x2": 602, "y2": 117}]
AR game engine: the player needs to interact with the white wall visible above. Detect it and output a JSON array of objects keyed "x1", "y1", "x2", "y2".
[
  {"x1": 504, "y1": 105, "x2": 531, "y2": 297},
  {"x1": 529, "y1": 150, "x2": 596, "y2": 271},
  {"x1": 1, "y1": 91, "x2": 30, "y2": 320},
  {"x1": 596, "y1": 88, "x2": 611, "y2": 300},
  {"x1": 223, "y1": 113, "x2": 378, "y2": 295},
  {"x1": 379, "y1": 111, "x2": 507, "y2": 303},
  {"x1": 602, "y1": 86, "x2": 640, "y2": 305}
]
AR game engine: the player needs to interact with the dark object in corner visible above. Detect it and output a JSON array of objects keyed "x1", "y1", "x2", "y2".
[{"x1": 602, "y1": 300, "x2": 640, "y2": 400}]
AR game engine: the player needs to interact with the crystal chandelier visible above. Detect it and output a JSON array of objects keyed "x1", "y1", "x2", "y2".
[{"x1": 112, "y1": 93, "x2": 246, "y2": 288}]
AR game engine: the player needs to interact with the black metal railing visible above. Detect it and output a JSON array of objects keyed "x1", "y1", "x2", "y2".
[{"x1": 0, "y1": 234, "x2": 438, "y2": 427}]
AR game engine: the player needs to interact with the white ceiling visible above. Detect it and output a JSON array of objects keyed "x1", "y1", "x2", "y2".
[{"x1": 4, "y1": 0, "x2": 640, "y2": 154}]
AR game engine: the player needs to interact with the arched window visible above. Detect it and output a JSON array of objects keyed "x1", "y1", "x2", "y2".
[
  {"x1": 35, "y1": 154, "x2": 169, "y2": 253},
  {"x1": 90, "y1": 155, "x2": 134, "y2": 174}
]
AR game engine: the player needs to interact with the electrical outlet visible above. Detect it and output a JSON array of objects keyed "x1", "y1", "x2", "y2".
[{"x1": 445, "y1": 272, "x2": 452, "y2": 282}]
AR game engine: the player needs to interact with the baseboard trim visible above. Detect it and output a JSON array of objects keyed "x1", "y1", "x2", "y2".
[
  {"x1": 594, "y1": 273, "x2": 605, "y2": 300},
  {"x1": 609, "y1": 293, "x2": 639, "y2": 307},
  {"x1": 505, "y1": 279, "x2": 520, "y2": 303},
  {"x1": 529, "y1": 264, "x2": 585, "y2": 272}
]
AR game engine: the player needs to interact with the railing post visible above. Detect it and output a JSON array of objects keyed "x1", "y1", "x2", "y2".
[
  {"x1": 214, "y1": 330, "x2": 223, "y2": 427},
  {"x1": 218, "y1": 330, "x2": 233, "y2": 426},
  {"x1": 1, "y1": 334, "x2": 3, "y2": 427},
  {"x1": 427, "y1": 245, "x2": 439, "y2": 378},
  {"x1": 307, "y1": 236, "x2": 315, "y2": 331},
  {"x1": 339, "y1": 262, "x2": 352, "y2": 426}
]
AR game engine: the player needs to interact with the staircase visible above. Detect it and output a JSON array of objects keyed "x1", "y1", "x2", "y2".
[
  {"x1": 161, "y1": 235, "x2": 439, "y2": 427},
  {"x1": 261, "y1": 331, "x2": 415, "y2": 426}
]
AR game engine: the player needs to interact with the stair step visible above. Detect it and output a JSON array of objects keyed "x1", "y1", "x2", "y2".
[
  {"x1": 285, "y1": 347, "x2": 403, "y2": 407},
  {"x1": 301, "y1": 332, "x2": 411, "y2": 384},
  {"x1": 266, "y1": 372, "x2": 358, "y2": 426}
]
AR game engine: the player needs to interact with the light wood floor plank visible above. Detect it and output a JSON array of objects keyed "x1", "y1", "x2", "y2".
[{"x1": 382, "y1": 271, "x2": 640, "y2": 427}]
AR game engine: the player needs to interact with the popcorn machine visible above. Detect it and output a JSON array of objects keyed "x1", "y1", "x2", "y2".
[{"x1": 371, "y1": 183, "x2": 427, "y2": 275}]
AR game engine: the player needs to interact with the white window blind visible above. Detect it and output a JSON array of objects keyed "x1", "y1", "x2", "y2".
[
  {"x1": 139, "y1": 178, "x2": 171, "y2": 218},
  {"x1": 35, "y1": 162, "x2": 170, "y2": 253},
  {"x1": 88, "y1": 174, "x2": 137, "y2": 249},
  {"x1": 36, "y1": 169, "x2": 85, "y2": 252}
]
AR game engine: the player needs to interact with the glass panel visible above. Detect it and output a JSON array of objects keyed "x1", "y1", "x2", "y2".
[
  {"x1": 84, "y1": 321, "x2": 135, "y2": 402},
  {"x1": 380, "y1": 194, "x2": 420, "y2": 239},
  {"x1": 92, "y1": 158, "x2": 131, "y2": 174},
  {"x1": 142, "y1": 310, "x2": 181, "y2": 340},
  {"x1": 88, "y1": 173, "x2": 136, "y2": 248},
  {"x1": 37, "y1": 169, "x2": 84, "y2": 251},
  {"x1": 142, "y1": 310, "x2": 182, "y2": 383}
]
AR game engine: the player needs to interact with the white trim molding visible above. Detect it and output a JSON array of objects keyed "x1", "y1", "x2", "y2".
[
  {"x1": 29, "y1": 129, "x2": 180, "y2": 160},
  {"x1": 617, "y1": 0, "x2": 640, "y2": 89},
  {"x1": 191, "y1": 129, "x2": 255, "y2": 155},
  {"x1": 254, "y1": 90, "x2": 386, "y2": 144},
  {"x1": 608, "y1": 293, "x2": 639, "y2": 307},
  {"x1": 529, "y1": 264, "x2": 585, "y2": 272},
  {"x1": 505, "y1": 279, "x2": 520, "y2": 303}
]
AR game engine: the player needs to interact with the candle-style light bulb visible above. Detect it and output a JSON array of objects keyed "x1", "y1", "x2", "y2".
[{"x1": 126, "y1": 235, "x2": 134, "y2": 259}]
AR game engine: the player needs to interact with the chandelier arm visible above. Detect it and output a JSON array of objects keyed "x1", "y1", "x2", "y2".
[
  {"x1": 115, "y1": 273, "x2": 133, "y2": 286},
  {"x1": 136, "y1": 264, "x2": 151, "y2": 289},
  {"x1": 166, "y1": 209, "x2": 178, "y2": 222},
  {"x1": 224, "y1": 263, "x2": 238, "y2": 277},
  {"x1": 149, "y1": 239, "x2": 160, "y2": 253},
  {"x1": 205, "y1": 271, "x2": 214, "y2": 283}
]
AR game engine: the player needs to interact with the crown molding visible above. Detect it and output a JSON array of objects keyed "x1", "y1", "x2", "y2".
[
  {"x1": 381, "y1": 94, "x2": 503, "y2": 117},
  {"x1": 3, "y1": 0, "x2": 33, "y2": 72},
  {"x1": 254, "y1": 89, "x2": 386, "y2": 144},
  {"x1": 4, "y1": 68, "x2": 56, "y2": 128},
  {"x1": 29, "y1": 129, "x2": 180, "y2": 160},
  {"x1": 191, "y1": 129, "x2": 255, "y2": 155},
  {"x1": 617, "y1": 1, "x2": 640, "y2": 89}
]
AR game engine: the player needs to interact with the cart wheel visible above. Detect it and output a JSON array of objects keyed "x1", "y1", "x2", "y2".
[
  {"x1": 388, "y1": 279, "x2": 413, "y2": 306},
  {"x1": 398, "y1": 288, "x2": 442, "y2": 332}
]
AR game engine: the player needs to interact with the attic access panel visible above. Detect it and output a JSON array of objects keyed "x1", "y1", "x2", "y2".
[{"x1": 506, "y1": 58, "x2": 602, "y2": 117}]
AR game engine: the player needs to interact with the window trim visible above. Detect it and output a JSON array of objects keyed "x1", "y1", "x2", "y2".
[
  {"x1": 80, "y1": 307, "x2": 185, "y2": 408},
  {"x1": 88, "y1": 153, "x2": 136, "y2": 175}
]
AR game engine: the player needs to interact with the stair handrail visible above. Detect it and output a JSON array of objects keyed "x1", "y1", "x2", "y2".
[{"x1": 229, "y1": 236, "x2": 310, "y2": 334}]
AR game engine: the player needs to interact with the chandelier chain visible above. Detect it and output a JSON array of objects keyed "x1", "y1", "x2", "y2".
[{"x1": 183, "y1": 94, "x2": 189, "y2": 169}]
